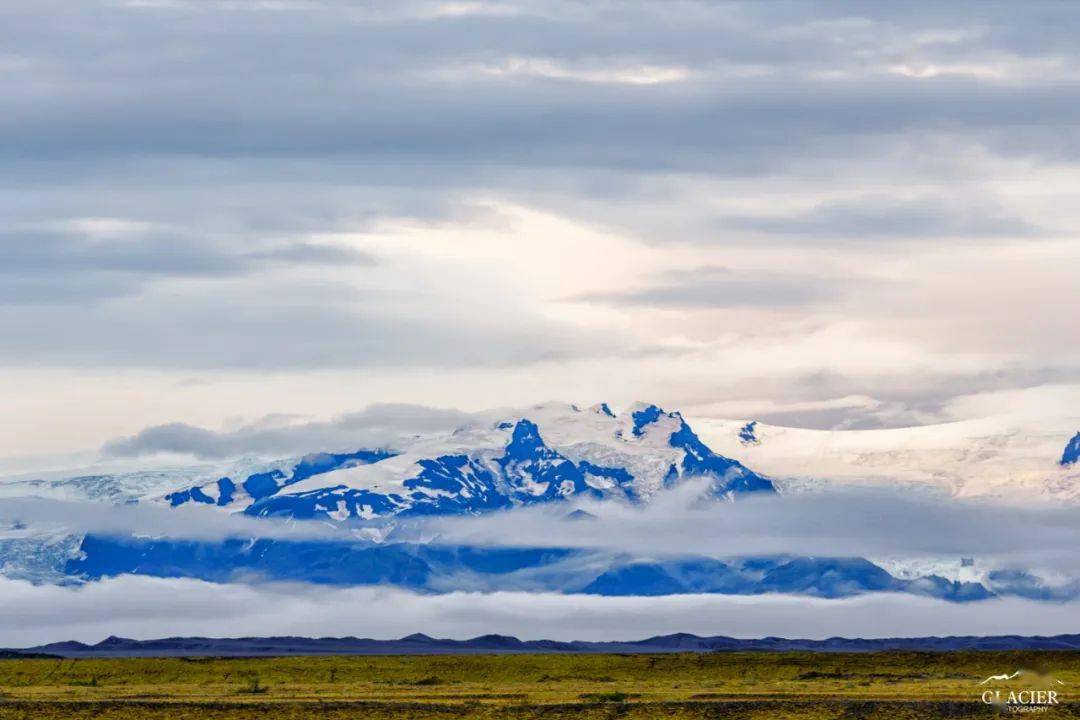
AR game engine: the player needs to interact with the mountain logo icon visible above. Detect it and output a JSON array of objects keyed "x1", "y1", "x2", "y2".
[{"x1": 978, "y1": 670, "x2": 1065, "y2": 686}]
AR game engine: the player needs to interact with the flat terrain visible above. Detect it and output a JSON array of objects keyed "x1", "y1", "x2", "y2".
[{"x1": 0, "y1": 651, "x2": 1077, "y2": 718}]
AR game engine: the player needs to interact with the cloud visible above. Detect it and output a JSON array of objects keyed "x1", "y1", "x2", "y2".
[
  {"x1": 716, "y1": 196, "x2": 1043, "y2": 241},
  {"x1": 0, "y1": 270, "x2": 615, "y2": 370},
  {"x1": 0, "y1": 497, "x2": 346, "y2": 542},
  {"x1": 406, "y1": 485, "x2": 1080, "y2": 575},
  {"x1": 0, "y1": 575, "x2": 1076, "y2": 648},
  {"x1": 476, "y1": 56, "x2": 693, "y2": 85},
  {"x1": 0, "y1": 224, "x2": 375, "y2": 305},
  {"x1": 4, "y1": 1, "x2": 1080, "y2": 174},
  {"x1": 680, "y1": 365, "x2": 1080, "y2": 431},
  {"x1": 574, "y1": 266, "x2": 844, "y2": 309},
  {"x1": 103, "y1": 403, "x2": 476, "y2": 458}
]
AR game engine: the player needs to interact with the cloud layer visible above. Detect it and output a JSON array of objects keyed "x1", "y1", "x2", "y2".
[
  {"x1": 1, "y1": 575, "x2": 1076, "y2": 648},
  {"x1": 410, "y1": 484, "x2": 1080, "y2": 576},
  {"x1": 103, "y1": 404, "x2": 476, "y2": 459}
]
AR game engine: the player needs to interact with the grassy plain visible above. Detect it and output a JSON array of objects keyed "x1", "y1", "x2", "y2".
[{"x1": 0, "y1": 650, "x2": 1077, "y2": 718}]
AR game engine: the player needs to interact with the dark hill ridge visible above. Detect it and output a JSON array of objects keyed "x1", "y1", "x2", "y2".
[{"x1": 12, "y1": 632, "x2": 1080, "y2": 657}]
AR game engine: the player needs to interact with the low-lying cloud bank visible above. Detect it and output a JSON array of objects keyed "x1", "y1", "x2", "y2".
[
  {"x1": 1, "y1": 575, "x2": 1077, "y2": 649},
  {"x1": 5, "y1": 486, "x2": 1080, "y2": 579},
  {"x1": 102, "y1": 404, "x2": 477, "y2": 460},
  {"x1": 0, "y1": 498, "x2": 347, "y2": 542},
  {"x1": 410, "y1": 484, "x2": 1080, "y2": 574}
]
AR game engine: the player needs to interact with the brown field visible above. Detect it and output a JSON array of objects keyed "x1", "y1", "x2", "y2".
[{"x1": 1, "y1": 650, "x2": 1077, "y2": 718}]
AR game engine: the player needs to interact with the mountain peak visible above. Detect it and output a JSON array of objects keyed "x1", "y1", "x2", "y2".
[{"x1": 506, "y1": 419, "x2": 545, "y2": 453}]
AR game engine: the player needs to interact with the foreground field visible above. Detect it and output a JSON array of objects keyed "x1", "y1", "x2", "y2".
[{"x1": 0, "y1": 651, "x2": 1077, "y2": 718}]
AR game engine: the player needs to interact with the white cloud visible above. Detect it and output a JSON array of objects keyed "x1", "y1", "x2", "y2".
[
  {"x1": 407, "y1": 485, "x2": 1080, "y2": 575},
  {"x1": 102, "y1": 403, "x2": 477, "y2": 459},
  {"x1": 0, "y1": 498, "x2": 348, "y2": 542},
  {"x1": 1, "y1": 575, "x2": 1076, "y2": 648},
  {"x1": 480, "y1": 56, "x2": 692, "y2": 85}
]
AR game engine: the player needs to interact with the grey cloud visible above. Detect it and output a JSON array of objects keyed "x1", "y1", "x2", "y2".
[
  {"x1": 0, "y1": 227, "x2": 376, "y2": 305},
  {"x1": 717, "y1": 196, "x2": 1043, "y2": 241},
  {"x1": 0, "y1": 575, "x2": 1076, "y2": 648},
  {"x1": 3, "y1": 230, "x2": 244, "y2": 276},
  {"x1": 248, "y1": 242, "x2": 377, "y2": 265},
  {"x1": 412, "y1": 485, "x2": 1080, "y2": 574},
  {"x1": 575, "y1": 267, "x2": 842, "y2": 309},
  {"x1": 104, "y1": 423, "x2": 230, "y2": 459},
  {"x1": 0, "y1": 285, "x2": 612, "y2": 369},
  {"x1": 751, "y1": 404, "x2": 923, "y2": 431},
  {"x1": 104, "y1": 404, "x2": 475, "y2": 459},
  {"x1": 3, "y1": 1, "x2": 1080, "y2": 173},
  {"x1": 677, "y1": 365, "x2": 1080, "y2": 430}
]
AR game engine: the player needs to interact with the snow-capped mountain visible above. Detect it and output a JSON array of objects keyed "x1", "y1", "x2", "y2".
[
  {"x1": 164, "y1": 403, "x2": 774, "y2": 522},
  {"x1": 2, "y1": 402, "x2": 1077, "y2": 602}
]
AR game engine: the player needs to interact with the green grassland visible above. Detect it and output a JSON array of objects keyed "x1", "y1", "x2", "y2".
[{"x1": 0, "y1": 651, "x2": 1077, "y2": 718}]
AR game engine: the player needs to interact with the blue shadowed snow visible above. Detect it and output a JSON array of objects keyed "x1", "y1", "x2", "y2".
[
  {"x1": 738, "y1": 421, "x2": 759, "y2": 445},
  {"x1": 167, "y1": 449, "x2": 395, "y2": 509},
  {"x1": 631, "y1": 404, "x2": 664, "y2": 436},
  {"x1": 69, "y1": 535, "x2": 433, "y2": 587},
  {"x1": 496, "y1": 420, "x2": 596, "y2": 502},
  {"x1": 67, "y1": 535, "x2": 576, "y2": 588},
  {"x1": 669, "y1": 416, "x2": 775, "y2": 496},
  {"x1": 597, "y1": 403, "x2": 615, "y2": 418},
  {"x1": 1062, "y1": 432, "x2": 1080, "y2": 466},
  {"x1": 246, "y1": 486, "x2": 404, "y2": 520},
  {"x1": 241, "y1": 470, "x2": 286, "y2": 500},
  {"x1": 188, "y1": 487, "x2": 215, "y2": 505},
  {"x1": 291, "y1": 450, "x2": 395, "y2": 483},
  {"x1": 66, "y1": 536, "x2": 1033, "y2": 601},
  {"x1": 215, "y1": 478, "x2": 236, "y2": 506},
  {"x1": 166, "y1": 489, "x2": 195, "y2": 507},
  {"x1": 401, "y1": 455, "x2": 510, "y2": 516}
]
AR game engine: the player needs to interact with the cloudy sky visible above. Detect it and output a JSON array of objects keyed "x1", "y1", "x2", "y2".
[{"x1": 4, "y1": 0, "x2": 1080, "y2": 462}]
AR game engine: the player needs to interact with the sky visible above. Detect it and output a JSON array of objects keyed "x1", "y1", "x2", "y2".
[{"x1": 3, "y1": 0, "x2": 1080, "y2": 463}]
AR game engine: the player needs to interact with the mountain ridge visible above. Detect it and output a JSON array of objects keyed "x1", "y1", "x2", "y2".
[{"x1": 163, "y1": 402, "x2": 776, "y2": 523}]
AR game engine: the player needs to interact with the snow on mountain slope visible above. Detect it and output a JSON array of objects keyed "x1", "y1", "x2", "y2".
[
  {"x1": 692, "y1": 416, "x2": 1080, "y2": 503},
  {"x1": 166, "y1": 403, "x2": 774, "y2": 522},
  {"x1": 0, "y1": 456, "x2": 301, "y2": 505},
  {"x1": 1063, "y1": 432, "x2": 1080, "y2": 466}
]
